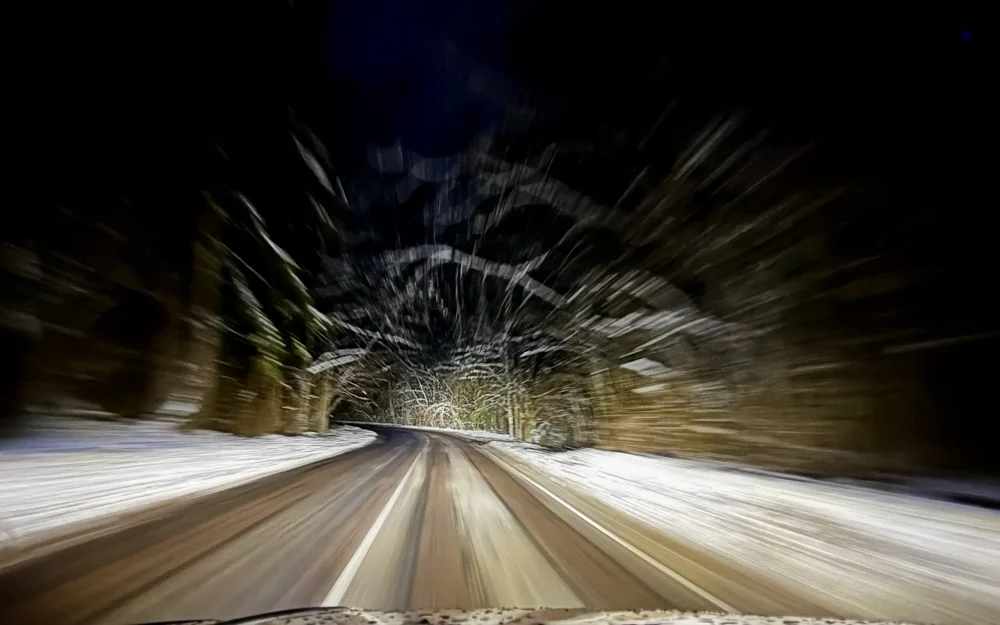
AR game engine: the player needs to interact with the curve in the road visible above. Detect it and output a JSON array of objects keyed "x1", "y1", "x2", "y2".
[{"x1": 0, "y1": 428, "x2": 828, "y2": 625}]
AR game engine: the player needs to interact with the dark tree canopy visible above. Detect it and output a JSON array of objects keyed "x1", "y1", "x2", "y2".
[{"x1": 6, "y1": 3, "x2": 994, "y2": 472}]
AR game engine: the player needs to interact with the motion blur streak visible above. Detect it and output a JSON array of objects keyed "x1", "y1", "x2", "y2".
[{"x1": 3, "y1": 3, "x2": 996, "y2": 625}]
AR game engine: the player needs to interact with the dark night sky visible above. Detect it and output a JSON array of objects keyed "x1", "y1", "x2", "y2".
[
  {"x1": 315, "y1": 6, "x2": 987, "y2": 176},
  {"x1": 324, "y1": 0, "x2": 515, "y2": 158},
  {"x1": 26, "y1": 4, "x2": 987, "y2": 205}
]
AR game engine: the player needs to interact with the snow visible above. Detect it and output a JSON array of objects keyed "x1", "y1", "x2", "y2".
[
  {"x1": 402, "y1": 425, "x2": 515, "y2": 443},
  {"x1": 488, "y1": 442, "x2": 1000, "y2": 624},
  {"x1": 338, "y1": 422, "x2": 516, "y2": 443},
  {"x1": 0, "y1": 418, "x2": 376, "y2": 553},
  {"x1": 240, "y1": 607, "x2": 918, "y2": 625}
]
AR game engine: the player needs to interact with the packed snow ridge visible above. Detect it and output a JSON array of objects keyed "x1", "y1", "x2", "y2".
[
  {"x1": 240, "y1": 608, "x2": 919, "y2": 625},
  {"x1": 0, "y1": 418, "x2": 376, "y2": 555}
]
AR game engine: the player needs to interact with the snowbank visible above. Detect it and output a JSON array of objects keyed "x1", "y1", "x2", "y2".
[
  {"x1": 0, "y1": 419, "x2": 376, "y2": 552},
  {"x1": 337, "y1": 421, "x2": 515, "y2": 443},
  {"x1": 393, "y1": 424, "x2": 515, "y2": 443},
  {"x1": 488, "y1": 442, "x2": 1000, "y2": 624}
]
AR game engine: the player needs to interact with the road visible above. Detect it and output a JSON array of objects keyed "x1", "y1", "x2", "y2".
[{"x1": 0, "y1": 428, "x2": 832, "y2": 625}]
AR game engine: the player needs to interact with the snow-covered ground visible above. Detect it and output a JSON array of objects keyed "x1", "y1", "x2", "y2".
[
  {"x1": 389, "y1": 423, "x2": 515, "y2": 443},
  {"x1": 488, "y1": 441, "x2": 1000, "y2": 624},
  {"x1": 0, "y1": 418, "x2": 376, "y2": 554},
  {"x1": 336, "y1": 421, "x2": 516, "y2": 443}
]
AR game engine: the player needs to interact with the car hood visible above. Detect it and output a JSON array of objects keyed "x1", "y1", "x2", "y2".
[{"x1": 147, "y1": 607, "x2": 915, "y2": 625}]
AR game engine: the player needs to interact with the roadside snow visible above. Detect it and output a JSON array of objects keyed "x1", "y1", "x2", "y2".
[
  {"x1": 0, "y1": 419, "x2": 376, "y2": 552},
  {"x1": 338, "y1": 422, "x2": 515, "y2": 443},
  {"x1": 395, "y1": 424, "x2": 514, "y2": 443},
  {"x1": 489, "y1": 442, "x2": 1000, "y2": 624}
]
